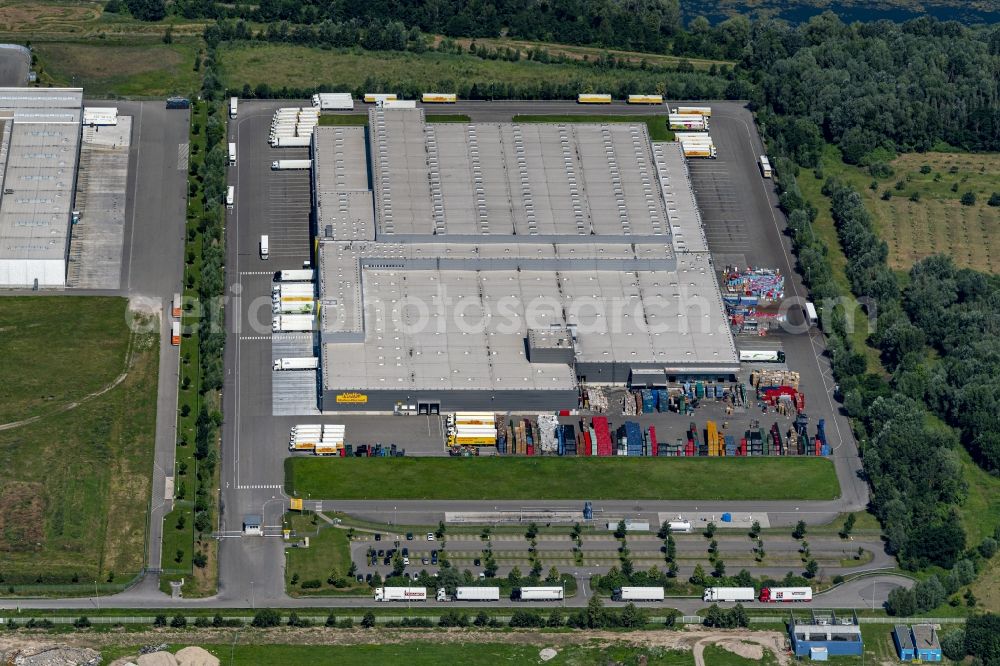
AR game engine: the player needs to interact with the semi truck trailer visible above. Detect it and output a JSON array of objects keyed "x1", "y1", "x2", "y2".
[
  {"x1": 627, "y1": 94, "x2": 663, "y2": 104},
  {"x1": 374, "y1": 587, "x2": 427, "y2": 602},
  {"x1": 311, "y1": 93, "x2": 353, "y2": 110},
  {"x1": 364, "y1": 93, "x2": 398, "y2": 104},
  {"x1": 275, "y1": 270, "x2": 315, "y2": 282},
  {"x1": 272, "y1": 314, "x2": 315, "y2": 332},
  {"x1": 271, "y1": 160, "x2": 312, "y2": 170},
  {"x1": 437, "y1": 587, "x2": 501, "y2": 602},
  {"x1": 614, "y1": 587, "x2": 665, "y2": 602},
  {"x1": 273, "y1": 357, "x2": 320, "y2": 371},
  {"x1": 738, "y1": 349, "x2": 786, "y2": 363},
  {"x1": 421, "y1": 93, "x2": 457, "y2": 103},
  {"x1": 171, "y1": 321, "x2": 181, "y2": 346},
  {"x1": 759, "y1": 587, "x2": 812, "y2": 602},
  {"x1": 703, "y1": 587, "x2": 756, "y2": 603},
  {"x1": 229, "y1": 97, "x2": 238, "y2": 118},
  {"x1": 578, "y1": 93, "x2": 612, "y2": 104},
  {"x1": 514, "y1": 587, "x2": 564, "y2": 601}
]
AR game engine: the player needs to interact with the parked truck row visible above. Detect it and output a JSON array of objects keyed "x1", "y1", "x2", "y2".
[
  {"x1": 270, "y1": 107, "x2": 319, "y2": 148},
  {"x1": 289, "y1": 424, "x2": 346, "y2": 454},
  {"x1": 702, "y1": 586, "x2": 813, "y2": 603}
]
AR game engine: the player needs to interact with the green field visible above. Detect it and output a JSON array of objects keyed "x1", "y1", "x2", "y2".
[
  {"x1": 220, "y1": 43, "x2": 711, "y2": 96},
  {"x1": 102, "y1": 643, "x2": 697, "y2": 666},
  {"x1": 0, "y1": 297, "x2": 157, "y2": 586},
  {"x1": 809, "y1": 146, "x2": 999, "y2": 274},
  {"x1": 284, "y1": 513, "x2": 368, "y2": 596},
  {"x1": 513, "y1": 114, "x2": 673, "y2": 141},
  {"x1": 0, "y1": 297, "x2": 132, "y2": 424},
  {"x1": 286, "y1": 457, "x2": 839, "y2": 501},
  {"x1": 34, "y1": 40, "x2": 203, "y2": 97}
]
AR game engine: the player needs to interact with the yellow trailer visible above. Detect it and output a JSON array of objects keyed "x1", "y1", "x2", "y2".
[
  {"x1": 578, "y1": 93, "x2": 612, "y2": 104},
  {"x1": 422, "y1": 93, "x2": 457, "y2": 103},
  {"x1": 289, "y1": 441, "x2": 317, "y2": 452},
  {"x1": 449, "y1": 435, "x2": 497, "y2": 446},
  {"x1": 364, "y1": 93, "x2": 398, "y2": 103},
  {"x1": 675, "y1": 105, "x2": 712, "y2": 116},
  {"x1": 627, "y1": 94, "x2": 663, "y2": 105}
]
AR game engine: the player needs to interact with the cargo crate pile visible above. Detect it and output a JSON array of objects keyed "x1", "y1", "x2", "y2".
[
  {"x1": 269, "y1": 107, "x2": 320, "y2": 148},
  {"x1": 622, "y1": 383, "x2": 748, "y2": 416},
  {"x1": 723, "y1": 267, "x2": 786, "y2": 335},
  {"x1": 578, "y1": 385, "x2": 609, "y2": 412}
]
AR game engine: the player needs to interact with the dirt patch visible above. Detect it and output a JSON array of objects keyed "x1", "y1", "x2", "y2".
[
  {"x1": 0, "y1": 481, "x2": 46, "y2": 551},
  {"x1": 0, "y1": 626, "x2": 792, "y2": 657},
  {"x1": 0, "y1": 1, "x2": 99, "y2": 32}
]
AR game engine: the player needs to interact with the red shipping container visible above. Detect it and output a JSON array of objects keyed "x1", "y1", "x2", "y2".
[
  {"x1": 558, "y1": 410, "x2": 570, "y2": 416},
  {"x1": 649, "y1": 426, "x2": 658, "y2": 457}
]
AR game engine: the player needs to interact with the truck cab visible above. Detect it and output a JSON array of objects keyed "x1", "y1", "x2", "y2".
[{"x1": 436, "y1": 588, "x2": 450, "y2": 602}]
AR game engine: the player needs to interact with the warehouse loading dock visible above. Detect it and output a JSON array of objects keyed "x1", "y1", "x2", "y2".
[{"x1": 308, "y1": 107, "x2": 737, "y2": 413}]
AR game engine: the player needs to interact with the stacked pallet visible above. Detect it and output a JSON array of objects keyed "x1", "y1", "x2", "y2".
[{"x1": 750, "y1": 369, "x2": 800, "y2": 390}]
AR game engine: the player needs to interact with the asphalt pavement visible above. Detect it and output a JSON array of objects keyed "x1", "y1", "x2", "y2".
[{"x1": 0, "y1": 45, "x2": 29, "y2": 86}]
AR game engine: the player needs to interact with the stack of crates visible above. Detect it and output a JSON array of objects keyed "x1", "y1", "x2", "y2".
[
  {"x1": 706, "y1": 421, "x2": 720, "y2": 456},
  {"x1": 817, "y1": 419, "x2": 830, "y2": 455},
  {"x1": 623, "y1": 422, "x2": 642, "y2": 456},
  {"x1": 577, "y1": 426, "x2": 591, "y2": 457},
  {"x1": 794, "y1": 413, "x2": 809, "y2": 455},
  {"x1": 770, "y1": 423, "x2": 783, "y2": 455},
  {"x1": 725, "y1": 435, "x2": 738, "y2": 456},
  {"x1": 658, "y1": 390, "x2": 670, "y2": 413},
  {"x1": 747, "y1": 421, "x2": 764, "y2": 456},
  {"x1": 641, "y1": 390, "x2": 656, "y2": 413},
  {"x1": 593, "y1": 417, "x2": 612, "y2": 456},
  {"x1": 649, "y1": 426, "x2": 658, "y2": 457}
]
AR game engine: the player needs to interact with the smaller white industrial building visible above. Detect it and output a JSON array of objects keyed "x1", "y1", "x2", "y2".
[{"x1": 0, "y1": 87, "x2": 83, "y2": 287}]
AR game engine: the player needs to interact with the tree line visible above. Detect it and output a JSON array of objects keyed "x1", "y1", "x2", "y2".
[
  {"x1": 750, "y1": 14, "x2": 1000, "y2": 160},
  {"x1": 185, "y1": 0, "x2": 683, "y2": 53}
]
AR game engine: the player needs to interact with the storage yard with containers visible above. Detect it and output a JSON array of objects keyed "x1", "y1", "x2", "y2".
[{"x1": 224, "y1": 97, "x2": 867, "y2": 609}]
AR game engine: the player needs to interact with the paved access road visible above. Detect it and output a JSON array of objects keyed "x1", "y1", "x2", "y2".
[{"x1": 0, "y1": 45, "x2": 29, "y2": 86}]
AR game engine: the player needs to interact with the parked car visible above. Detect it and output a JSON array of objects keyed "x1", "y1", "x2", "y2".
[
  {"x1": 421, "y1": 557, "x2": 429, "y2": 565},
  {"x1": 427, "y1": 533, "x2": 435, "y2": 541},
  {"x1": 406, "y1": 532, "x2": 414, "y2": 540},
  {"x1": 402, "y1": 548, "x2": 409, "y2": 557},
  {"x1": 473, "y1": 558, "x2": 480, "y2": 567},
  {"x1": 374, "y1": 533, "x2": 381, "y2": 541},
  {"x1": 403, "y1": 556, "x2": 410, "y2": 566},
  {"x1": 431, "y1": 551, "x2": 438, "y2": 565},
  {"x1": 377, "y1": 549, "x2": 384, "y2": 557}
]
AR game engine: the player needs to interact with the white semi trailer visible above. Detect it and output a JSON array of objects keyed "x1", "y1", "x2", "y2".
[
  {"x1": 272, "y1": 314, "x2": 315, "y2": 332},
  {"x1": 515, "y1": 587, "x2": 564, "y2": 601},
  {"x1": 271, "y1": 159, "x2": 312, "y2": 170},
  {"x1": 437, "y1": 587, "x2": 501, "y2": 602},
  {"x1": 614, "y1": 587, "x2": 665, "y2": 602},
  {"x1": 374, "y1": 587, "x2": 427, "y2": 602},
  {"x1": 703, "y1": 587, "x2": 756, "y2": 602},
  {"x1": 275, "y1": 270, "x2": 315, "y2": 282},
  {"x1": 273, "y1": 357, "x2": 320, "y2": 371}
]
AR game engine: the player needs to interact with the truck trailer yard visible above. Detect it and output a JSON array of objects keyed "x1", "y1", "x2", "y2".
[{"x1": 206, "y1": 98, "x2": 870, "y2": 614}]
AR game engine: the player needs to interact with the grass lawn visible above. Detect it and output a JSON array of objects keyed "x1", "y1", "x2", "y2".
[
  {"x1": 318, "y1": 113, "x2": 470, "y2": 126},
  {"x1": 220, "y1": 43, "x2": 714, "y2": 99},
  {"x1": 0, "y1": 297, "x2": 157, "y2": 585},
  {"x1": 702, "y1": 645, "x2": 779, "y2": 666},
  {"x1": 286, "y1": 457, "x2": 839, "y2": 501},
  {"x1": 0, "y1": 296, "x2": 131, "y2": 423},
  {"x1": 34, "y1": 39, "x2": 202, "y2": 97},
  {"x1": 103, "y1": 643, "x2": 697, "y2": 665},
  {"x1": 514, "y1": 114, "x2": 674, "y2": 141},
  {"x1": 284, "y1": 513, "x2": 368, "y2": 596}
]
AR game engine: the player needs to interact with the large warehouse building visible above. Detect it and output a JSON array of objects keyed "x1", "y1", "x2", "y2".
[
  {"x1": 311, "y1": 108, "x2": 737, "y2": 412},
  {"x1": 0, "y1": 87, "x2": 82, "y2": 287}
]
